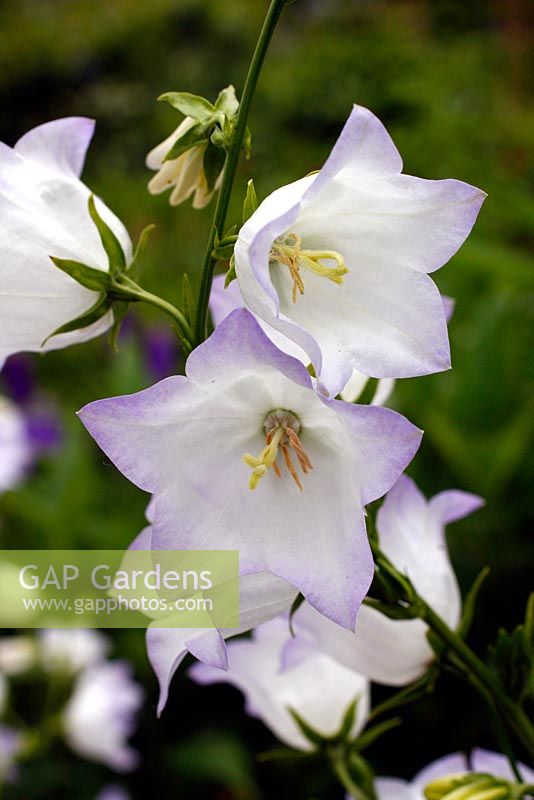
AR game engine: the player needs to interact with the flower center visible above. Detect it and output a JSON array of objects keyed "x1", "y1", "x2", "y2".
[
  {"x1": 242, "y1": 409, "x2": 313, "y2": 491},
  {"x1": 270, "y1": 232, "x2": 349, "y2": 303}
]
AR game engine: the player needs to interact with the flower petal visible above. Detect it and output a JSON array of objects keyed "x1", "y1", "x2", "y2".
[{"x1": 14, "y1": 117, "x2": 96, "y2": 178}]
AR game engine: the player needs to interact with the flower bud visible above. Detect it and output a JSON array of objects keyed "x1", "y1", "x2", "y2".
[{"x1": 424, "y1": 773, "x2": 516, "y2": 800}]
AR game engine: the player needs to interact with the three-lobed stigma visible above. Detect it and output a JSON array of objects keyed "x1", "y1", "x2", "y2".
[
  {"x1": 242, "y1": 409, "x2": 313, "y2": 491},
  {"x1": 270, "y1": 232, "x2": 348, "y2": 303}
]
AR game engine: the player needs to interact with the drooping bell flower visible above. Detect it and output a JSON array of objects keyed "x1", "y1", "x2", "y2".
[
  {"x1": 289, "y1": 476, "x2": 483, "y2": 686},
  {"x1": 0, "y1": 118, "x2": 132, "y2": 368}
]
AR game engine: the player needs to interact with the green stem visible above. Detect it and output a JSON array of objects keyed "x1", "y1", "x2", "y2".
[
  {"x1": 327, "y1": 747, "x2": 370, "y2": 800},
  {"x1": 114, "y1": 278, "x2": 193, "y2": 348},
  {"x1": 194, "y1": 0, "x2": 291, "y2": 345},
  {"x1": 419, "y1": 599, "x2": 534, "y2": 758}
]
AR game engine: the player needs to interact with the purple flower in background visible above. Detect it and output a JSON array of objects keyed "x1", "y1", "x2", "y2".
[
  {"x1": 144, "y1": 326, "x2": 180, "y2": 381},
  {"x1": 79, "y1": 309, "x2": 422, "y2": 629},
  {"x1": 374, "y1": 749, "x2": 534, "y2": 799},
  {"x1": 288, "y1": 476, "x2": 483, "y2": 686},
  {"x1": 0, "y1": 726, "x2": 23, "y2": 782},
  {"x1": 191, "y1": 617, "x2": 370, "y2": 751},
  {"x1": 0, "y1": 118, "x2": 132, "y2": 368},
  {"x1": 63, "y1": 661, "x2": 143, "y2": 772},
  {"x1": 95, "y1": 786, "x2": 131, "y2": 800},
  {"x1": 0, "y1": 396, "x2": 32, "y2": 493},
  {"x1": 234, "y1": 104, "x2": 485, "y2": 395}
]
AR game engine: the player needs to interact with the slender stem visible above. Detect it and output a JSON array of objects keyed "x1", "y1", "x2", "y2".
[
  {"x1": 419, "y1": 599, "x2": 534, "y2": 758},
  {"x1": 327, "y1": 747, "x2": 370, "y2": 800},
  {"x1": 194, "y1": 0, "x2": 291, "y2": 345},
  {"x1": 114, "y1": 278, "x2": 193, "y2": 347}
]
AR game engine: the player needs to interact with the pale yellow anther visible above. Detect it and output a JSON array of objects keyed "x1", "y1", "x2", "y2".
[
  {"x1": 242, "y1": 411, "x2": 313, "y2": 491},
  {"x1": 270, "y1": 232, "x2": 348, "y2": 303}
]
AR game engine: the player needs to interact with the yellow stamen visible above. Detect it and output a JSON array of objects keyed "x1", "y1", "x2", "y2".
[
  {"x1": 242, "y1": 410, "x2": 313, "y2": 491},
  {"x1": 270, "y1": 232, "x2": 348, "y2": 303}
]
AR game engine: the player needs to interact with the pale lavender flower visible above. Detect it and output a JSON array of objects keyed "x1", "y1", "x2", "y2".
[
  {"x1": 191, "y1": 617, "x2": 370, "y2": 751},
  {"x1": 0, "y1": 118, "x2": 132, "y2": 367},
  {"x1": 63, "y1": 661, "x2": 143, "y2": 772},
  {"x1": 234, "y1": 105, "x2": 485, "y2": 395},
  {"x1": 95, "y1": 786, "x2": 131, "y2": 800},
  {"x1": 289, "y1": 476, "x2": 483, "y2": 686},
  {"x1": 79, "y1": 309, "x2": 422, "y2": 630}
]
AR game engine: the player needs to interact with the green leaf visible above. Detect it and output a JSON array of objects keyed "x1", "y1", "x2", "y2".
[
  {"x1": 42, "y1": 294, "x2": 113, "y2": 345},
  {"x1": 108, "y1": 301, "x2": 129, "y2": 353},
  {"x1": 158, "y1": 91, "x2": 215, "y2": 122},
  {"x1": 181, "y1": 273, "x2": 195, "y2": 327},
  {"x1": 49, "y1": 257, "x2": 111, "y2": 292},
  {"x1": 224, "y1": 254, "x2": 237, "y2": 288},
  {"x1": 163, "y1": 121, "x2": 209, "y2": 162},
  {"x1": 88, "y1": 195, "x2": 127, "y2": 276},
  {"x1": 129, "y1": 223, "x2": 156, "y2": 277},
  {"x1": 202, "y1": 140, "x2": 226, "y2": 193},
  {"x1": 215, "y1": 84, "x2": 239, "y2": 117},
  {"x1": 243, "y1": 179, "x2": 258, "y2": 223}
]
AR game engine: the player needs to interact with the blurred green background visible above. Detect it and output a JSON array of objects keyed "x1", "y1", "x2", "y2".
[{"x1": 0, "y1": 0, "x2": 533, "y2": 797}]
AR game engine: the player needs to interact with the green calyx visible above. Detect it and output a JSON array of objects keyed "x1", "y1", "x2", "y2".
[
  {"x1": 158, "y1": 84, "x2": 240, "y2": 162},
  {"x1": 47, "y1": 196, "x2": 192, "y2": 351}
]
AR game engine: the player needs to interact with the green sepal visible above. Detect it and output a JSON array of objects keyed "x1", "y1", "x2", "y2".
[
  {"x1": 129, "y1": 224, "x2": 156, "y2": 278},
  {"x1": 214, "y1": 84, "x2": 239, "y2": 117},
  {"x1": 488, "y1": 617, "x2": 534, "y2": 703},
  {"x1": 108, "y1": 301, "x2": 129, "y2": 353},
  {"x1": 88, "y1": 195, "x2": 126, "y2": 276},
  {"x1": 181, "y1": 273, "x2": 195, "y2": 327},
  {"x1": 288, "y1": 592, "x2": 305, "y2": 636},
  {"x1": 457, "y1": 566, "x2": 490, "y2": 640},
  {"x1": 286, "y1": 707, "x2": 325, "y2": 747},
  {"x1": 203, "y1": 140, "x2": 226, "y2": 193},
  {"x1": 49, "y1": 257, "x2": 111, "y2": 292},
  {"x1": 41, "y1": 294, "x2": 113, "y2": 346},
  {"x1": 163, "y1": 121, "x2": 210, "y2": 162},
  {"x1": 356, "y1": 377, "x2": 379, "y2": 405},
  {"x1": 224, "y1": 254, "x2": 237, "y2": 288},
  {"x1": 243, "y1": 179, "x2": 258, "y2": 223},
  {"x1": 337, "y1": 697, "x2": 359, "y2": 741},
  {"x1": 158, "y1": 91, "x2": 215, "y2": 122}
]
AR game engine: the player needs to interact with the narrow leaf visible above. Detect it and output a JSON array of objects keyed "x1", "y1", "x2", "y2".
[
  {"x1": 288, "y1": 593, "x2": 305, "y2": 637},
  {"x1": 50, "y1": 257, "x2": 110, "y2": 292},
  {"x1": 158, "y1": 91, "x2": 215, "y2": 122},
  {"x1": 458, "y1": 566, "x2": 490, "y2": 640},
  {"x1": 42, "y1": 294, "x2": 112, "y2": 345},
  {"x1": 203, "y1": 140, "x2": 226, "y2": 193},
  {"x1": 128, "y1": 223, "x2": 156, "y2": 278},
  {"x1": 88, "y1": 195, "x2": 126, "y2": 276},
  {"x1": 336, "y1": 697, "x2": 358, "y2": 740},
  {"x1": 243, "y1": 179, "x2": 258, "y2": 223}
]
